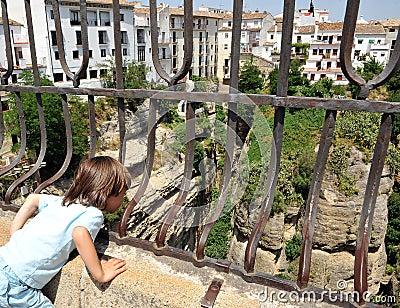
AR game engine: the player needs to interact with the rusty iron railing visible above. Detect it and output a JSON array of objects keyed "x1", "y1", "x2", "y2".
[{"x1": 0, "y1": 0, "x2": 399, "y2": 307}]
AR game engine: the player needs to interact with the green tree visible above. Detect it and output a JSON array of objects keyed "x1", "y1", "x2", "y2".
[
  {"x1": 98, "y1": 57, "x2": 150, "y2": 109},
  {"x1": 238, "y1": 57, "x2": 265, "y2": 94}
]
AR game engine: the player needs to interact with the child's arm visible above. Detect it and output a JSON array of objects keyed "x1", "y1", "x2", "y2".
[
  {"x1": 10, "y1": 193, "x2": 41, "y2": 235},
  {"x1": 72, "y1": 226, "x2": 127, "y2": 283}
]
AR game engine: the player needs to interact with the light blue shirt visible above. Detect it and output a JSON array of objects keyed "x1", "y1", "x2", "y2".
[{"x1": 0, "y1": 194, "x2": 103, "y2": 289}]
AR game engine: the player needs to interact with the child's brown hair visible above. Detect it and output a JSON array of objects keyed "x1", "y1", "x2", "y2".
[{"x1": 62, "y1": 156, "x2": 131, "y2": 210}]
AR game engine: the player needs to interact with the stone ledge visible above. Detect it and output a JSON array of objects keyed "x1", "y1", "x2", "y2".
[{"x1": 0, "y1": 210, "x2": 343, "y2": 307}]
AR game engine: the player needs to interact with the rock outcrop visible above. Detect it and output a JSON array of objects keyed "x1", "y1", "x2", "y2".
[{"x1": 229, "y1": 146, "x2": 392, "y2": 295}]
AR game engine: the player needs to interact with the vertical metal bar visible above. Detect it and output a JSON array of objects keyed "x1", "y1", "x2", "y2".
[
  {"x1": 196, "y1": 0, "x2": 243, "y2": 260},
  {"x1": 34, "y1": 94, "x2": 72, "y2": 193},
  {"x1": 297, "y1": 110, "x2": 337, "y2": 288},
  {"x1": 88, "y1": 95, "x2": 96, "y2": 158},
  {"x1": 119, "y1": 98, "x2": 158, "y2": 236},
  {"x1": 354, "y1": 113, "x2": 393, "y2": 303},
  {"x1": 112, "y1": 0, "x2": 126, "y2": 163},
  {"x1": 1, "y1": 0, "x2": 14, "y2": 85},
  {"x1": 244, "y1": 0, "x2": 295, "y2": 273},
  {"x1": 155, "y1": 101, "x2": 196, "y2": 248},
  {"x1": 0, "y1": 92, "x2": 27, "y2": 178}
]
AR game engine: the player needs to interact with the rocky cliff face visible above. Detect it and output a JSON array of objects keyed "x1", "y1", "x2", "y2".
[{"x1": 229, "y1": 146, "x2": 392, "y2": 295}]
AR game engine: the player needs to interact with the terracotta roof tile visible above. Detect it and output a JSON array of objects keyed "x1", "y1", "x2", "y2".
[
  {"x1": 0, "y1": 18, "x2": 23, "y2": 26},
  {"x1": 242, "y1": 11, "x2": 268, "y2": 20},
  {"x1": 355, "y1": 24, "x2": 385, "y2": 34},
  {"x1": 297, "y1": 25, "x2": 315, "y2": 33},
  {"x1": 318, "y1": 22, "x2": 343, "y2": 31}
]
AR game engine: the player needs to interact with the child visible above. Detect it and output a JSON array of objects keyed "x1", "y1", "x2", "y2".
[{"x1": 0, "y1": 156, "x2": 131, "y2": 307}]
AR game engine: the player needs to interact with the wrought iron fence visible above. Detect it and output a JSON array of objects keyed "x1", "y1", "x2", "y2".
[{"x1": 0, "y1": 0, "x2": 399, "y2": 306}]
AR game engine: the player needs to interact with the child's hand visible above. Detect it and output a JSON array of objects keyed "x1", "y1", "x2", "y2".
[{"x1": 99, "y1": 257, "x2": 127, "y2": 283}]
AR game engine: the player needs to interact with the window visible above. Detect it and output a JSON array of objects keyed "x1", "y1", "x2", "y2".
[
  {"x1": 137, "y1": 29, "x2": 145, "y2": 43},
  {"x1": 70, "y1": 11, "x2": 80, "y2": 25},
  {"x1": 320, "y1": 74, "x2": 326, "y2": 79},
  {"x1": 332, "y1": 49, "x2": 338, "y2": 56},
  {"x1": 312, "y1": 49, "x2": 317, "y2": 55},
  {"x1": 100, "y1": 49, "x2": 106, "y2": 57},
  {"x1": 228, "y1": 21, "x2": 232, "y2": 27},
  {"x1": 87, "y1": 11, "x2": 97, "y2": 26},
  {"x1": 51, "y1": 31, "x2": 57, "y2": 46},
  {"x1": 120, "y1": 14, "x2": 124, "y2": 21},
  {"x1": 53, "y1": 73, "x2": 63, "y2": 82},
  {"x1": 76, "y1": 31, "x2": 82, "y2": 45},
  {"x1": 337, "y1": 35, "x2": 342, "y2": 42},
  {"x1": 138, "y1": 46, "x2": 145, "y2": 61},
  {"x1": 112, "y1": 49, "x2": 115, "y2": 56},
  {"x1": 225, "y1": 33, "x2": 229, "y2": 38},
  {"x1": 50, "y1": 9, "x2": 54, "y2": 19},
  {"x1": 89, "y1": 70, "x2": 97, "y2": 79},
  {"x1": 123, "y1": 48, "x2": 128, "y2": 56},
  {"x1": 73, "y1": 50, "x2": 79, "y2": 59},
  {"x1": 224, "y1": 44, "x2": 228, "y2": 49},
  {"x1": 100, "y1": 69, "x2": 107, "y2": 77},
  {"x1": 100, "y1": 11, "x2": 111, "y2": 26},
  {"x1": 98, "y1": 31, "x2": 107, "y2": 44},
  {"x1": 369, "y1": 39, "x2": 375, "y2": 43},
  {"x1": 310, "y1": 74, "x2": 315, "y2": 81},
  {"x1": 270, "y1": 34, "x2": 274, "y2": 40},
  {"x1": 17, "y1": 50, "x2": 23, "y2": 58},
  {"x1": 358, "y1": 39, "x2": 363, "y2": 44},
  {"x1": 389, "y1": 28, "x2": 395, "y2": 32},
  {"x1": 337, "y1": 74, "x2": 343, "y2": 81},
  {"x1": 54, "y1": 50, "x2": 59, "y2": 60},
  {"x1": 121, "y1": 31, "x2": 128, "y2": 44}
]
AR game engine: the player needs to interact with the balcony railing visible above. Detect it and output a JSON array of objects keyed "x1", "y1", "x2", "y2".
[{"x1": 0, "y1": 1, "x2": 399, "y2": 307}]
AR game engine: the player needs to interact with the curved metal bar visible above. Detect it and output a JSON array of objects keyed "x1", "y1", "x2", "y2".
[
  {"x1": 368, "y1": 29, "x2": 400, "y2": 88},
  {"x1": 5, "y1": 94, "x2": 46, "y2": 204},
  {"x1": 34, "y1": 94, "x2": 72, "y2": 193},
  {"x1": 339, "y1": 0, "x2": 365, "y2": 91},
  {"x1": 297, "y1": 110, "x2": 337, "y2": 288},
  {"x1": 244, "y1": 0, "x2": 296, "y2": 273},
  {"x1": 88, "y1": 95, "x2": 96, "y2": 158},
  {"x1": 51, "y1": 0, "x2": 90, "y2": 88},
  {"x1": 112, "y1": 0, "x2": 126, "y2": 163},
  {"x1": 150, "y1": 0, "x2": 193, "y2": 85},
  {"x1": 195, "y1": 0, "x2": 243, "y2": 260},
  {"x1": 340, "y1": 1, "x2": 400, "y2": 99},
  {"x1": 119, "y1": 99, "x2": 158, "y2": 237},
  {"x1": 0, "y1": 92, "x2": 27, "y2": 177},
  {"x1": 1, "y1": 0, "x2": 14, "y2": 85},
  {"x1": 155, "y1": 101, "x2": 196, "y2": 248},
  {"x1": 5, "y1": 0, "x2": 48, "y2": 204},
  {"x1": 170, "y1": 0, "x2": 194, "y2": 85},
  {"x1": 149, "y1": 0, "x2": 171, "y2": 83},
  {"x1": 354, "y1": 113, "x2": 393, "y2": 303}
]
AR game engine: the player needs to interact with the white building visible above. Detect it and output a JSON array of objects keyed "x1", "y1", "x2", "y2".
[
  {"x1": 0, "y1": 17, "x2": 34, "y2": 83},
  {"x1": 6, "y1": 0, "x2": 139, "y2": 84},
  {"x1": 302, "y1": 22, "x2": 347, "y2": 84}
]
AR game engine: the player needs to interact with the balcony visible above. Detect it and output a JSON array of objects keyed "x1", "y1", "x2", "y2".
[{"x1": 12, "y1": 34, "x2": 29, "y2": 45}]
